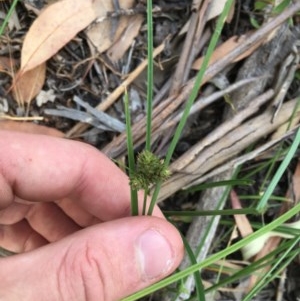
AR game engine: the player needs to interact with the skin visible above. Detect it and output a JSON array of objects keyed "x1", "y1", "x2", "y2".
[{"x1": 0, "y1": 131, "x2": 184, "y2": 301}]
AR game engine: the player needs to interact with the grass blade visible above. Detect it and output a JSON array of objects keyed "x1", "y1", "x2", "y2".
[
  {"x1": 256, "y1": 126, "x2": 300, "y2": 212},
  {"x1": 181, "y1": 234, "x2": 206, "y2": 301},
  {"x1": 163, "y1": 0, "x2": 234, "y2": 167},
  {"x1": 164, "y1": 208, "x2": 259, "y2": 217},
  {"x1": 122, "y1": 201, "x2": 300, "y2": 300},
  {"x1": 145, "y1": 0, "x2": 154, "y2": 151},
  {"x1": 0, "y1": 0, "x2": 19, "y2": 36},
  {"x1": 124, "y1": 88, "x2": 138, "y2": 215},
  {"x1": 147, "y1": 0, "x2": 235, "y2": 215},
  {"x1": 242, "y1": 237, "x2": 300, "y2": 301}
]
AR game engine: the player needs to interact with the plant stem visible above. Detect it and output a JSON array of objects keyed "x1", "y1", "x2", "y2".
[
  {"x1": 0, "y1": 0, "x2": 19, "y2": 36},
  {"x1": 124, "y1": 88, "x2": 138, "y2": 215},
  {"x1": 256, "y1": 126, "x2": 300, "y2": 213},
  {"x1": 142, "y1": 189, "x2": 148, "y2": 215},
  {"x1": 145, "y1": 0, "x2": 153, "y2": 151},
  {"x1": 164, "y1": 0, "x2": 234, "y2": 166},
  {"x1": 122, "y1": 201, "x2": 300, "y2": 300},
  {"x1": 147, "y1": 0, "x2": 235, "y2": 215}
]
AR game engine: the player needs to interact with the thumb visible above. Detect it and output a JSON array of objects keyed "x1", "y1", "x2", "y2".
[{"x1": 0, "y1": 216, "x2": 184, "y2": 301}]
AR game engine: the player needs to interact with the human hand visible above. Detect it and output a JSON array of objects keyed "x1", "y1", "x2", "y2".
[{"x1": 0, "y1": 131, "x2": 183, "y2": 301}]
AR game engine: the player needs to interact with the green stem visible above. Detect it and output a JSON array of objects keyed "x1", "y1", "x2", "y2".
[
  {"x1": 142, "y1": 189, "x2": 148, "y2": 215},
  {"x1": 145, "y1": 0, "x2": 153, "y2": 151},
  {"x1": 164, "y1": 0, "x2": 234, "y2": 166},
  {"x1": 181, "y1": 234, "x2": 206, "y2": 301},
  {"x1": 256, "y1": 126, "x2": 300, "y2": 213},
  {"x1": 122, "y1": 201, "x2": 300, "y2": 300},
  {"x1": 147, "y1": 181, "x2": 161, "y2": 215},
  {"x1": 124, "y1": 88, "x2": 138, "y2": 215},
  {"x1": 0, "y1": 0, "x2": 19, "y2": 36},
  {"x1": 147, "y1": 0, "x2": 235, "y2": 214}
]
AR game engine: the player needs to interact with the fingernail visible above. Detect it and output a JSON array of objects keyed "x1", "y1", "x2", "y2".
[{"x1": 136, "y1": 229, "x2": 174, "y2": 280}]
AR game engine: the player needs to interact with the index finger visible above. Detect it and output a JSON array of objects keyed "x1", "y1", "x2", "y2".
[{"x1": 0, "y1": 131, "x2": 160, "y2": 220}]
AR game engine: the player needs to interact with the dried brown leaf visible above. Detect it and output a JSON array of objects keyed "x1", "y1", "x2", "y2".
[
  {"x1": 107, "y1": 14, "x2": 144, "y2": 62},
  {"x1": 247, "y1": 161, "x2": 300, "y2": 290},
  {"x1": 271, "y1": 116, "x2": 300, "y2": 140},
  {"x1": 207, "y1": 0, "x2": 235, "y2": 22},
  {"x1": 20, "y1": 0, "x2": 105, "y2": 73},
  {"x1": 12, "y1": 63, "x2": 46, "y2": 104},
  {"x1": 0, "y1": 56, "x2": 17, "y2": 73},
  {"x1": 230, "y1": 190, "x2": 253, "y2": 238},
  {"x1": 192, "y1": 33, "x2": 263, "y2": 70},
  {"x1": 292, "y1": 160, "x2": 300, "y2": 202},
  {"x1": 86, "y1": 0, "x2": 135, "y2": 54}
]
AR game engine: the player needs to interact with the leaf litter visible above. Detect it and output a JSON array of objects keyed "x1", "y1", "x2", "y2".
[{"x1": 1, "y1": 1, "x2": 300, "y2": 300}]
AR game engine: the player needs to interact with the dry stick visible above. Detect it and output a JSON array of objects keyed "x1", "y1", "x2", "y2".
[
  {"x1": 201, "y1": 1, "x2": 300, "y2": 81},
  {"x1": 102, "y1": 93, "x2": 178, "y2": 157},
  {"x1": 158, "y1": 0, "x2": 210, "y2": 154},
  {"x1": 159, "y1": 77, "x2": 266, "y2": 133},
  {"x1": 169, "y1": 89, "x2": 274, "y2": 170},
  {"x1": 150, "y1": 77, "x2": 266, "y2": 155},
  {"x1": 65, "y1": 41, "x2": 166, "y2": 138},
  {"x1": 165, "y1": 20, "x2": 298, "y2": 301},
  {"x1": 192, "y1": 126, "x2": 299, "y2": 186},
  {"x1": 101, "y1": 2, "x2": 300, "y2": 158},
  {"x1": 157, "y1": 98, "x2": 300, "y2": 202},
  {"x1": 185, "y1": 0, "x2": 211, "y2": 83},
  {"x1": 169, "y1": 0, "x2": 210, "y2": 95}
]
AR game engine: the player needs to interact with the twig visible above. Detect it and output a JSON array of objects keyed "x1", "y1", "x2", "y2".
[
  {"x1": 66, "y1": 40, "x2": 166, "y2": 137},
  {"x1": 158, "y1": 97, "x2": 300, "y2": 202},
  {"x1": 101, "y1": 4, "x2": 300, "y2": 158},
  {"x1": 169, "y1": 0, "x2": 210, "y2": 95}
]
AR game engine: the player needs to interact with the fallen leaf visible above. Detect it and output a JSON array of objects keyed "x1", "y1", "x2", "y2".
[
  {"x1": 230, "y1": 190, "x2": 253, "y2": 238},
  {"x1": 86, "y1": 0, "x2": 135, "y2": 55},
  {"x1": 271, "y1": 115, "x2": 300, "y2": 140},
  {"x1": 206, "y1": 0, "x2": 235, "y2": 22},
  {"x1": 21, "y1": 0, "x2": 103, "y2": 73},
  {"x1": 244, "y1": 162, "x2": 300, "y2": 290},
  {"x1": 0, "y1": 56, "x2": 17, "y2": 74},
  {"x1": 107, "y1": 14, "x2": 144, "y2": 62},
  {"x1": 292, "y1": 160, "x2": 300, "y2": 202},
  {"x1": 0, "y1": 120, "x2": 64, "y2": 137},
  {"x1": 12, "y1": 63, "x2": 46, "y2": 105},
  {"x1": 192, "y1": 33, "x2": 263, "y2": 70}
]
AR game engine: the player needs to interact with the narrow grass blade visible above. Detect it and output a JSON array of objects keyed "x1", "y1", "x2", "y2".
[
  {"x1": 205, "y1": 239, "x2": 297, "y2": 292},
  {"x1": 181, "y1": 234, "x2": 206, "y2": 301},
  {"x1": 145, "y1": 0, "x2": 154, "y2": 151},
  {"x1": 147, "y1": 0, "x2": 235, "y2": 215},
  {"x1": 164, "y1": 208, "x2": 259, "y2": 217},
  {"x1": 0, "y1": 0, "x2": 19, "y2": 36},
  {"x1": 185, "y1": 179, "x2": 254, "y2": 192},
  {"x1": 147, "y1": 181, "x2": 161, "y2": 215},
  {"x1": 242, "y1": 237, "x2": 300, "y2": 301},
  {"x1": 163, "y1": 0, "x2": 235, "y2": 167},
  {"x1": 124, "y1": 88, "x2": 138, "y2": 215},
  {"x1": 256, "y1": 127, "x2": 300, "y2": 212},
  {"x1": 122, "y1": 201, "x2": 300, "y2": 300}
]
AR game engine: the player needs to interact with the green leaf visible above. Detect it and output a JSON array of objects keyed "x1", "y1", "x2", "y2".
[{"x1": 250, "y1": 16, "x2": 261, "y2": 29}]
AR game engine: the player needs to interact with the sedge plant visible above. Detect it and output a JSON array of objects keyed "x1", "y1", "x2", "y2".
[
  {"x1": 123, "y1": 0, "x2": 300, "y2": 299},
  {"x1": 124, "y1": 0, "x2": 235, "y2": 217},
  {"x1": 2, "y1": 1, "x2": 299, "y2": 300}
]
